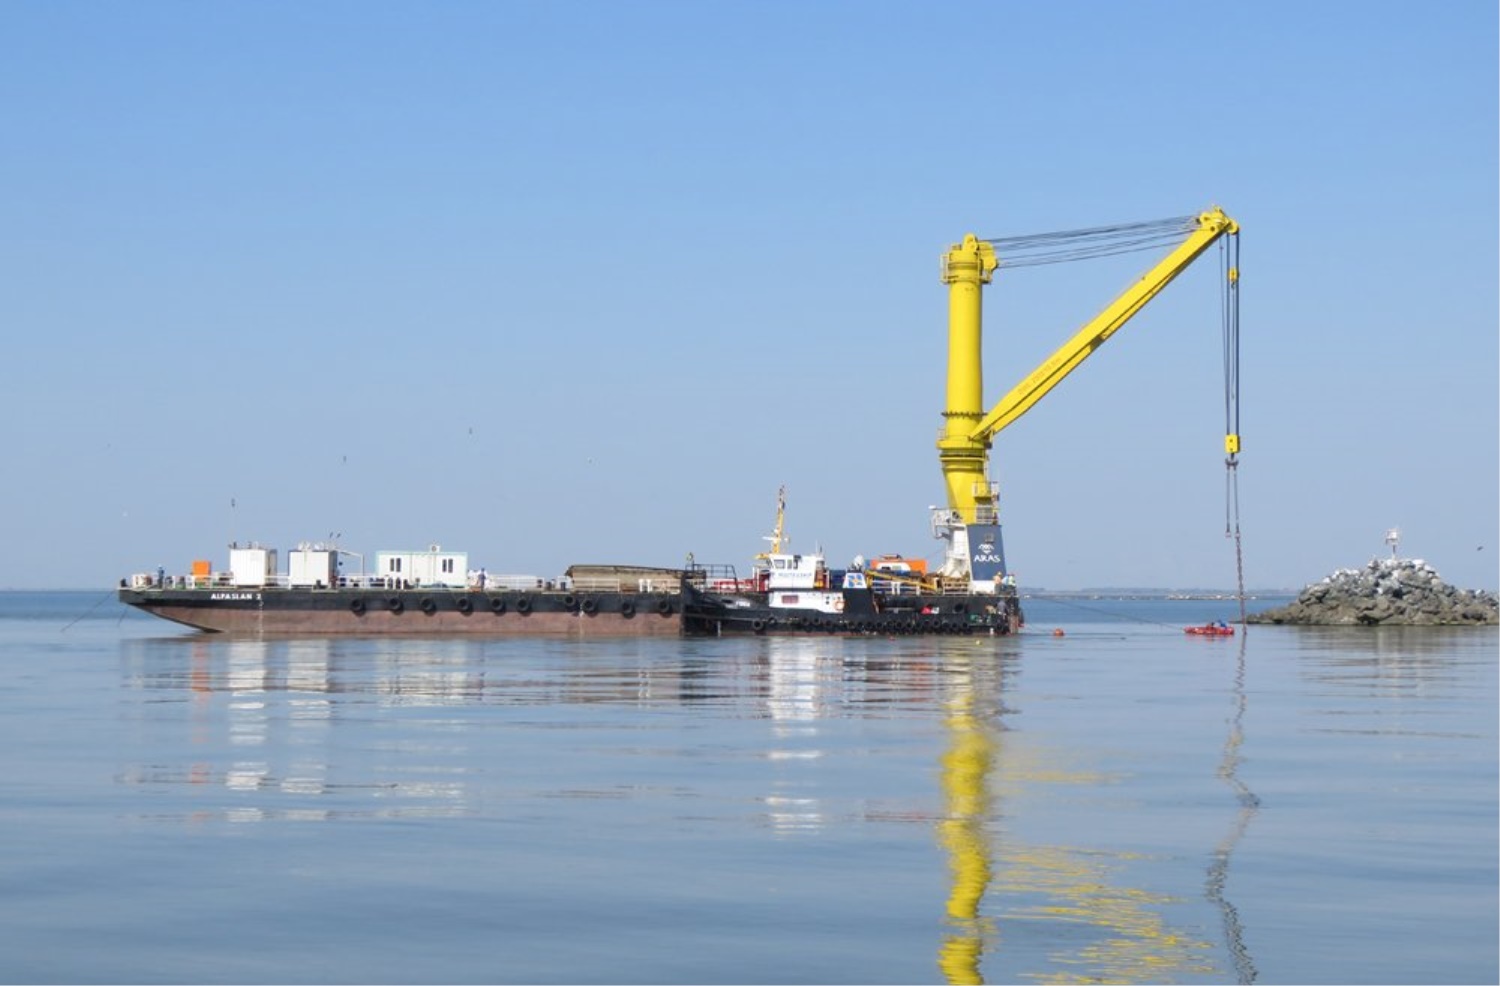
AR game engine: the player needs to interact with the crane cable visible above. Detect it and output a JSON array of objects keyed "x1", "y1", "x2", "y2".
[
  {"x1": 984, "y1": 214, "x2": 1198, "y2": 267},
  {"x1": 984, "y1": 212, "x2": 1250, "y2": 618},
  {"x1": 1221, "y1": 232, "x2": 1247, "y2": 625}
]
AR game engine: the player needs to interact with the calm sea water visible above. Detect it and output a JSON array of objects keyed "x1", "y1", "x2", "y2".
[{"x1": 0, "y1": 591, "x2": 1494, "y2": 985}]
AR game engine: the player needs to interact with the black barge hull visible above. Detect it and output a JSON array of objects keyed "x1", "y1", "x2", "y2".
[{"x1": 118, "y1": 587, "x2": 685, "y2": 636}]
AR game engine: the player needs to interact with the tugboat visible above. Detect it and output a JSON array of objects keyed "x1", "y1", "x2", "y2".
[
  {"x1": 679, "y1": 489, "x2": 1023, "y2": 636},
  {"x1": 680, "y1": 551, "x2": 1022, "y2": 636}
]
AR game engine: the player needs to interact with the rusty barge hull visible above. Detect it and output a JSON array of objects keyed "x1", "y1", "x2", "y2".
[{"x1": 118, "y1": 587, "x2": 684, "y2": 636}]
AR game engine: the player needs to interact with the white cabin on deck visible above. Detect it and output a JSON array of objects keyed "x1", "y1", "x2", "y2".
[
  {"x1": 763, "y1": 552, "x2": 828, "y2": 590},
  {"x1": 763, "y1": 551, "x2": 846, "y2": 614},
  {"x1": 229, "y1": 545, "x2": 277, "y2": 587},
  {"x1": 375, "y1": 545, "x2": 469, "y2": 588},
  {"x1": 288, "y1": 545, "x2": 338, "y2": 587}
]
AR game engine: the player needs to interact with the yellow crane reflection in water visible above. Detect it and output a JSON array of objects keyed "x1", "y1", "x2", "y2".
[
  {"x1": 936, "y1": 675, "x2": 995, "y2": 984},
  {"x1": 934, "y1": 652, "x2": 1224, "y2": 985}
]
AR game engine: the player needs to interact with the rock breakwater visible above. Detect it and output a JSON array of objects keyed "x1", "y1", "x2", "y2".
[{"x1": 1247, "y1": 558, "x2": 1498, "y2": 626}]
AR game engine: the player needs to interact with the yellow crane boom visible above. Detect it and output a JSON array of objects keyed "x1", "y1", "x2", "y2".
[{"x1": 937, "y1": 207, "x2": 1240, "y2": 524}]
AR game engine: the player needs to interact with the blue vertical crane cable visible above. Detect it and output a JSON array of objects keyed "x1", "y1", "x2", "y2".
[{"x1": 1221, "y1": 233, "x2": 1247, "y2": 624}]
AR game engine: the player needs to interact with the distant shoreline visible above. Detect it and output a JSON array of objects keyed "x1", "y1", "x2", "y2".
[{"x1": 1023, "y1": 590, "x2": 1296, "y2": 600}]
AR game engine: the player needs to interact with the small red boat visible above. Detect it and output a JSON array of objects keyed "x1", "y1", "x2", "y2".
[{"x1": 1184, "y1": 623, "x2": 1236, "y2": 636}]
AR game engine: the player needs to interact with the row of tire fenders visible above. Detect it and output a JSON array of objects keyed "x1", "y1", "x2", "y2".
[
  {"x1": 347, "y1": 595, "x2": 676, "y2": 618},
  {"x1": 747, "y1": 617, "x2": 983, "y2": 634}
]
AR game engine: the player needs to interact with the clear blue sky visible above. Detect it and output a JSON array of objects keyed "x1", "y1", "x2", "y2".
[{"x1": 4, "y1": 1, "x2": 1496, "y2": 591}]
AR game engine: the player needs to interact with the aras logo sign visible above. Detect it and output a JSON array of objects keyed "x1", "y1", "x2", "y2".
[
  {"x1": 967, "y1": 524, "x2": 1006, "y2": 580},
  {"x1": 972, "y1": 539, "x2": 1003, "y2": 564}
]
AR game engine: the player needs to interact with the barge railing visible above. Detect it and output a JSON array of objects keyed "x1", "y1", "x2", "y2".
[{"x1": 126, "y1": 572, "x2": 683, "y2": 594}]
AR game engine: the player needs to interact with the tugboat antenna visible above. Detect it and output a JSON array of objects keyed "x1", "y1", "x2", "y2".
[{"x1": 756, "y1": 485, "x2": 788, "y2": 560}]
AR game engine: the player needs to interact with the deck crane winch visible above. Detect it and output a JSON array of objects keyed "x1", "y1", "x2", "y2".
[{"x1": 933, "y1": 207, "x2": 1242, "y2": 589}]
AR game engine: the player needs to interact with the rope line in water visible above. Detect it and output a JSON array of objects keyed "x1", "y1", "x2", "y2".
[
  {"x1": 61, "y1": 589, "x2": 118, "y2": 632},
  {"x1": 1026, "y1": 594, "x2": 1195, "y2": 630}
]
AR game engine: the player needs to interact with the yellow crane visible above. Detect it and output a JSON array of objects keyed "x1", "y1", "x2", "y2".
[{"x1": 932, "y1": 207, "x2": 1241, "y2": 583}]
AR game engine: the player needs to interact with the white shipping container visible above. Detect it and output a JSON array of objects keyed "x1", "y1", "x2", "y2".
[
  {"x1": 229, "y1": 547, "x2": 278, "y2": 587},
  {"x1": 375, "y1": 546, "x2": 469, "y2": 588},
  {"x1": 289, "y1": 549, "x2": 337, "y2": 587}
]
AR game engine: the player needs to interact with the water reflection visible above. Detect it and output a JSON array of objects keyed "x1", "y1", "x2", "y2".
[
  {"x1": 1291, "y1": 625, "x2": 1497, "y2": 701},
  {"x1": 936, "y1": 658, "x2": 996, "y2": 985},
  {"x1": 762, "y1": 639, "x2": 825, "y2": 833},
  {"x1": 117, "y1": 633, "x2": 1242, "y2": 982},
  {"x1": 766, "y1": 638, "x2": 820, "y2": 722},
  {"x1": 1288, "y1": 623, "x2": 1498, "y2": 657},
  {"x1": 1287, "y1": 625, "x2": 1498, "y2": 741},
  {"x1": 922, "y1": 639, "x2": 1232, "y2": 985},
  {"x1": 1206, "y1": 636, "x2": 1260, "y2": 984},
  {"x1": 121, "y1": 637, "x2": 480, "y2": 823},
  {"x1": 977, "y1": 765, "x2": 1218, "y2": 981}
]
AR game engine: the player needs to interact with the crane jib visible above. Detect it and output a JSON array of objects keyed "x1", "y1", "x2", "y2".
[{"x1": 936, "y1": 206, "x2": 1246, "y2": 611}]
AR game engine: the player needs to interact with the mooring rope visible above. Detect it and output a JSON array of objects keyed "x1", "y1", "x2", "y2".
[
  {"x1": 1026, "y1": 594, "x2": 1188, "y2": 630},
  {"x1": 61, "y1": 589, "x2": 117, "y2": 632}
]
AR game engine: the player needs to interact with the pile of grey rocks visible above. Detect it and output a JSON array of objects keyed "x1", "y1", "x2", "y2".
[{"x1": 1248, "y1": 558, "x2": 1498, "y2": 626}]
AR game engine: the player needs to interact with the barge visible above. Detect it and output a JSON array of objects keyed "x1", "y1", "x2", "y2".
[
  {"x1": 119, "y1": 543, "x2": 687, "y2": 636},
  {"x1": 118, "y1": 515, "x2": 1022, "y2": 638}
]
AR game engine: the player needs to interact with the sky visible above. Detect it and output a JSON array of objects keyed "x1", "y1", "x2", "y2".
[{"x1": 3, "y1": 1, "x2": 1496, "y2": 592}]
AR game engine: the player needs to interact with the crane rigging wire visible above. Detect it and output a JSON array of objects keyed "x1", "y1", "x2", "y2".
[
  {"x1": 986, "y1": 214, "x2": 1196, "y2": 246},
  {"x1": 985, "y1": 215, "x2": 1199, "y2": 268},
  {"x1": 1221, "y1": 234, "x2": 1242, "y2": 448},
  {"x1": 994, "y1": 236, "x2": 1200, "y2": 268},
  {"x1": 1220, "y1": 231, "x2": 1248, "y2": 625},
  {"x1": 980, "y1": 211, "x2": 1250, "y2": 623}
]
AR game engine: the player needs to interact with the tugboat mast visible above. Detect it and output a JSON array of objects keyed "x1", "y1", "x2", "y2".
[{"x1": 756, "y1": 485, "x2": 788, "y2": 561}]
